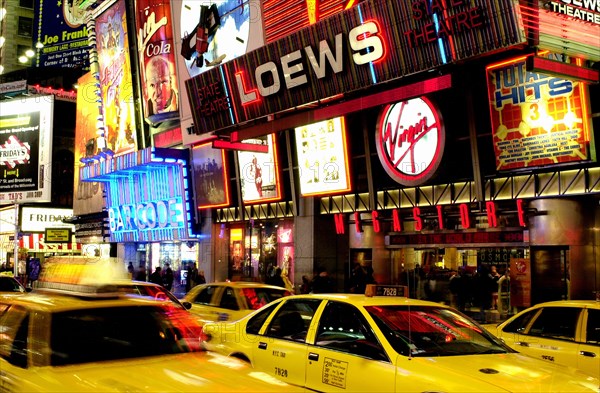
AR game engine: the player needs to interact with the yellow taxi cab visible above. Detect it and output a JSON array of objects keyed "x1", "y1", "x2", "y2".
[
  {"x1": 202, "y1": 285, "x2": 599, "y2": 392},
  {"x1": 0, "y1": 274, "x2": 30, "y2": 294},
  {"x1": 483, "y1": 300, "x2": 600, "y2": 379},
  {"x1": 180, "y1": 281, "x2": 292, "y2": 324},
  {"x1": 0, "y1": 258, "x2": 299, "y2": 392}
]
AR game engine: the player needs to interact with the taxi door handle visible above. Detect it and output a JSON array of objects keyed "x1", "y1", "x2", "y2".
[
  {"x1": 579, "y1": 351, "x2": 597, "y2": 358},
  {"x1": 258, "y1": 342, "x2": 267, "y2": 350},
  {"x1": 516, "y1": 341, "x2": 529, "y2": 347},
  {"x1": 308, "y1": 352, "x2": 319, "y2": 361}
]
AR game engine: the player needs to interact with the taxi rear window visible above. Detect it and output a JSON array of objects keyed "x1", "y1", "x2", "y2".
[
  {"x1": 49, "y1": 305, "x2": 203, "y2": 366},
  {"x1": 242, "y1": 287, "x2": 290, "y2": 310}
]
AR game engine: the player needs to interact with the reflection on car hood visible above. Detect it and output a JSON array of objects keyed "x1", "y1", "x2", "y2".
[
  {"x1": 26, "y1": 352, "x2": 298, "y2": 392},
  {"x1": 403, "y1": 353, "x2": 599, "y2": 392}
]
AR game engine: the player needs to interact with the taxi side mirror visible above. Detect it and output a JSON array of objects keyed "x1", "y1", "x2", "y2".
[{"x1": 182, "y1": 301, "x2": 192, "y2": 310}]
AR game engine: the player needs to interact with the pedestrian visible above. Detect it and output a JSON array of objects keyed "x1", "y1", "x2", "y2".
[
  {"x1": 490, "y1": 265, "x2": 501, "y2": 309},
  {"x1": 311, "y1": 267, "x2": 335, "y2": 293},
  {"x1": 267, "y1": 267, "x2": 286, "y2": 288},
  {"x1": 300, "y1": 275, "x2": 311, "y2": 294},
  {"x1": 197, "y1": 270, "x2": 206, "y2": 285},
  {"x1": 127, "y1": 262, "x2": 134, "y2": 279},
  {"x1": 162, "y1": 263, "x2": 174, "y2": 291},
  {"x1": 149, "y1": 266, "x2": 163, "y2": 285}
]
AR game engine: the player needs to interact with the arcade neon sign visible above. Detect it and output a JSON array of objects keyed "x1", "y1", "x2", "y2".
[{"x1": 108, "y1": 197, "x2": 184, "y2": 232}]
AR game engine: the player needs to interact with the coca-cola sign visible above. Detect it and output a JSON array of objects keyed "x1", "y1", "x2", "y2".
[{"x1": 375, "y1": 97, "x2": 445, "y2": 187}]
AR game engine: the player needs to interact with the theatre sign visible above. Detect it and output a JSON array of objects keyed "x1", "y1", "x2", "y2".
[{"x1": 186, "y1": 0, "x2": 527, "y2": 135}]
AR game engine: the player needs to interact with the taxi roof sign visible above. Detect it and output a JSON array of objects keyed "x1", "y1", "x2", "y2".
[{"x1": 365, "y1": 284, "x2": 408, "y2": 298}]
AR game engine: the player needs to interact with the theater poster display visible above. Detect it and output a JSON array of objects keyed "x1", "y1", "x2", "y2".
[
  {"x1": 95, "y1": 0, "x2": 137, "y2": 156},
  {"x1": 73, "y1": 72, "x2": 104, "y2": 215},
  {"x1": 192, "y1": 142, "x2": 230, "y2": 209},
  {"x1": 34, "y1": 0, "x2": 90, "y2": 69},
  {"x1": 135, "y1": 0, "x2": 180, "y2": 125},
  {"x1": 237, "y1": 134, "x2": 281, "y2": 204},
  {"x1": 171, "y1": 0, "x2": 260, "y2": 146},
  {"x1": 294, "y1": 117, "x2": 351, "y2": 196},
  {"x1": 0, "y1": 96, "x2": 53, "y2": 204},
  {"x1": 487, "y1": 52, "x2": 594, "y2": 171}
]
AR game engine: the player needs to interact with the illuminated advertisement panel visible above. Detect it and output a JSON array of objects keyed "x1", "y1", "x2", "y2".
[
  {"x1": 237, "y1": 134, "x2": 281, "y2": 204},
  {"x1": 486, "y1": 53, "x2": 594, "y2": 171},
  {"x1": 520, "y1": 1, "x2": 600, "y2": 61},
  {"x1": 33, "y1": 0, "x2": 90, "y2": 68},
  {"x1": 171, "y1": 0, "x2": 262, "y2": 146},
  {"x1": 263, "y1": 0, "x2": 354, "y2": 43},
  {"x1": 375, "y1": 97, "x2": 445, "y2": 187},
  {"x1": 95, "y1": 0, "x2": 138, "y2": 156},
  {"x1": 0, "y1": 96, "x2": 53, "y2": 204},
  {"x1": 192, "y1": 142, "x2": 230, "y2": 209},
  {"x1": 294, "y1": 117, "x2": 351, "y2": 196},
  {"x1": 80, "y1": 148, "x2": 196, "y2": 242},
  {"x1": 186, "y1": 0, "x2": 526, "y2": 135},
  {"x1": 135, "y1": 0, "x2": 180, "y2": 125},
  {"x1": 20, "y1": 207, "x2": 74, "y2": 233},
  {"x1": 73, "y1": 72, "x2": 104, "y2": 216}
]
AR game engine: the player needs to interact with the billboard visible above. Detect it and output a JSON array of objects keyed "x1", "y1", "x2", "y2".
[
  {"x1": 171, "y1": 0, "x2": 263, "y2": 146},
  {"x1": 487, "y1": 53, "x2": 594, "y2": 171},
  {"x1": 192, "y1": 142, "x2": 230, "y2": 209},
  {"x1": 95, "y1": 0, "x2": 138, "y2": 156},
  {"x1": 34, "y1": 0, "x2": 90, "y2": 69},
  {"x1": 237, "y1": 134, "x2": 282, "y2": 204},
  {"x1": 186, "y1": 0, "x2": 526, "y2": 135},
  {"x1": 73, "y1": 72, "x2": 105, "y2": 216},
  {"x1": 135, "y1": 0, "x2": 180, "y2": 125},
  {"x1": 294, "y1": 117, "x2": 351, "y2": 196},
  {"x1": 0, "y1": 96, "x2": 53, "y2": 204}
]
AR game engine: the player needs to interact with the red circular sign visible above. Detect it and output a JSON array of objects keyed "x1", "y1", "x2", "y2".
[{"x1": 375, "y1": 97, "x2": 444, "y2": 186}]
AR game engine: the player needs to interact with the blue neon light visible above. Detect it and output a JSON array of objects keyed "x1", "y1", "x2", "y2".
[
  {"x1": 357, "y1": 5, "x2": 377, "y2": 85},
  {"x1": 430, "y1": 2, "x2": 448, "y2": 64},
  {"x1": 219, "y1": 66, "x2": 236, "y2": 124}
]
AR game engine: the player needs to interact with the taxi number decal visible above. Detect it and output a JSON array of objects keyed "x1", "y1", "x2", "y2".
[
  {"x1": 272, "y1": 350, "x2": 286, "y2": 358},
  {"x1": 275, "y1": 367, "x2": 288, "y2": 377},
  {"x1": 541, "y1": 355, "x2": 555, "y2": 362},
  {"x1": 322, "y1": 357, "x2": 348, "y2": 389},
  {"x1": 382, "y1": 287, "x2": 398, "y2": 296}
]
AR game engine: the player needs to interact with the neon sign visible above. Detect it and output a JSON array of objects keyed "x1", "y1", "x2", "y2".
[{"x1": 108, "y1": 197, "x2": 184, "y2": 232}]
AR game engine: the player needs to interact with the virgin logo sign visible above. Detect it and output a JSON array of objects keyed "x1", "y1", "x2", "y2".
[{"x1": 375, "y1": 97, "x2": 444, "y2": 186}]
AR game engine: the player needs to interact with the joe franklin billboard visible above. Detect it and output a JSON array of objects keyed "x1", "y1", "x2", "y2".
[{"x1": 186, "y1": 0, "x2": 527, "y2": 135}]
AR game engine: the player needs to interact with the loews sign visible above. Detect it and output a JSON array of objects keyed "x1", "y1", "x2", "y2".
[{"x1": 186, "y1": 0, "x2": 526, "y2": 135}]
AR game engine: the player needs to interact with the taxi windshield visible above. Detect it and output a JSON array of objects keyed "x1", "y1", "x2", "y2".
[
  {"x1": 241, "y1": 287, "x2": 291, "y2": 310},
  {"x1": 366, "y1": 305, "x2": 511, "y2": 357},
  {"x1": 49, "y1": 304, "x2": 203, "y2": 366}
]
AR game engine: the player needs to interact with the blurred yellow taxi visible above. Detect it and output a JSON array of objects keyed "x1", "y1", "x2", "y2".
[
  {"x1": 202, "y1": 285, "x2": 599, "y2": 392},
  {"x1": 180, "y1": 281, "x2": 291, "y2": 324},
  {"x1": 483, "y1": 300, "x2": 600, "y2": 379},
  {"x1": 0, "y1": 274, "x2": 30, "y2": 294},
  {"x1": 0, "y1": 258, "x2": 298, "y2": 392}
]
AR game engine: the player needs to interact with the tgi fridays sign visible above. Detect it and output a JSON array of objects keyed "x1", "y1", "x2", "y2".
[
  {"x1": 186, "y1": 0, "x2": 526, "y2": 134},
  {"x1": 376, "y1": 97, "x2": 444, "y2": 187}
]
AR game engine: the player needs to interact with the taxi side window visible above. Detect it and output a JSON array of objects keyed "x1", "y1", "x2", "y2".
[
  {"x1": 246, "y1": 302, "x2": 279, "y2": 335},
  {"x1": 265, "y1": 299, "x2": 320, "y2": 342},
  {"x1": 586, "y1": 309, "x2": 600, "y2": 345},
  {"x1": 193, "y1": 285, "x2": 216, "y2": 305},
  {"x1": 528, "y1": 307, "x2": 580, "y2": 341},
  {"x1": 503, "y1": 309, "x2": 538, "y2": 334},
  {"x1": 219, "y1": 287, "x2": 239, "y2": 310},
  {"x1": 0, "y1": 305, "x2": 29, "y2": 368},
  {"x1": 315, "y1": 301, "x2": 388, "y2": 362}
]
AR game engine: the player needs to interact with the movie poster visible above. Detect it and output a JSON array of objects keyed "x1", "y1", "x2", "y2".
[
  {"x1": 237, "y1": 134, "x2": 282, "y2": 204},
  {"x1": 191, "y1": 142, "x2": 230, "y2": 209},
  {"x1": 95, "y1": 0, "x2": 137, "y2": 156},
  {"x1": 135, "y1": 0, "x2": 180, "y2": 125}
]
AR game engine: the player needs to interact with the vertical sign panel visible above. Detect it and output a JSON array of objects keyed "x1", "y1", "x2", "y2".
[
  {"x1": 192, "y1": 142, "x2": 230, "y2": 209},
  {"x1": 237, "y1": 134, "x2": 282, "y2": 204}
]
